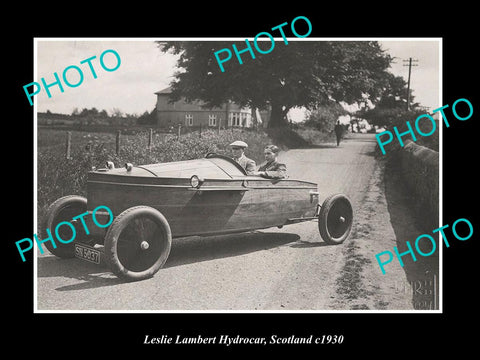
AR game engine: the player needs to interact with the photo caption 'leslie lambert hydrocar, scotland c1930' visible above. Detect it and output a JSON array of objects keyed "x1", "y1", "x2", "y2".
[{"x1": 42, "y1": 153, "x2": 354, "y2": 281}]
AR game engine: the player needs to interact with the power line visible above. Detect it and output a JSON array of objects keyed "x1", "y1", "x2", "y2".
[{"x1": 403, "y1": 57, "x2": 418, "y2": 110}]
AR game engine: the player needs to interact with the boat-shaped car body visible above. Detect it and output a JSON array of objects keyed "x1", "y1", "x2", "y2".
[{"x1": 42, "y1": 153, "x2": 353, "y2": 281}]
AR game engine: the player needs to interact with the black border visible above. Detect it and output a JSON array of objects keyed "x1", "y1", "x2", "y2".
[{"x1": 6, "y1": 6, "x2": 478, "y2": 354}]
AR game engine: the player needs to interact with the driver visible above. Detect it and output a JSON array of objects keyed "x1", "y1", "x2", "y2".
[
  {"x1": 253, "y1": 145, "x2": 287, "y2": 179},
  {"x1": 229, "y1": 140, "x2": 256, "y2": 175}
]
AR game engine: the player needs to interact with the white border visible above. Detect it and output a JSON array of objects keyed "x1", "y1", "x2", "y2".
[{"x1": 33, "y1": 37, "x2": 443, "y2": 314}]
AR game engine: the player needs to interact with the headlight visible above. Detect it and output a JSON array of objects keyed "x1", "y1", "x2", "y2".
[
  {"x1": 190, "y1": 175, "x2": 204, "y2": 188},
  {"x1": 125, "y1": 163, "x2": 133, "y2": 172},
  {"x1": 309, "y1": 190, "x2": 319, "y2": 203}
]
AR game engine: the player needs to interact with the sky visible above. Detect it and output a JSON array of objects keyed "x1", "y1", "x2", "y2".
[
  {"x1": 379, "y1": 39, "x2": 441, "y2": 111},
  {"x1": 36, "y1": 40, "x2": 179, "y2": 116},
  {"x1": 34, "y1": 38, "x2": 441, "y2": 120}
]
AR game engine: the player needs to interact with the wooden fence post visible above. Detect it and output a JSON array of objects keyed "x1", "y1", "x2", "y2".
[
  {"x1": 218, "y1": 118, "x2": 221, "y2": 134},
  {"x1": 177, "y1": 124, "x2": 181, "y2": 140},
  {"x1": 148, "y1": 128, "x2": 153, "y2": 149},
  {"x1": 199, "y1": 124, "x2": 202, "y2": 138},
  {"x1": 65, "y1": 131, "x2": 71, "y2": 159},
  {"x1": 116, "y1": 130, "x2": 121, "y2": 155}
]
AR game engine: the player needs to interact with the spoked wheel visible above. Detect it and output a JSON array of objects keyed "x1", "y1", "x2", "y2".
[
  {"x1": 318, "y1": 193, "x2": 353, "y2": 245},
  {"x1": 42, "y1": 195, "x2": 88, "y2": 258},
  {"x1": 104, "y1": 206, "x2": 172, "y2": 281}
]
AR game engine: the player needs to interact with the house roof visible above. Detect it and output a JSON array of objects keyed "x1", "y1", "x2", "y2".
[{"x1": 154, "y1": 86, "x2": 172, "y2": 95}]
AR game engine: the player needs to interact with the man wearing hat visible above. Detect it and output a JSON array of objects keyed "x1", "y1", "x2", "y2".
[{"x1": 229, "y1": 140, "x2": 256, "y2": 175}]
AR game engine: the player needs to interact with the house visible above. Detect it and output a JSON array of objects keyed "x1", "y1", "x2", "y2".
[{"x1": 154, "y1": 86, "x2": 270, "y2": 128}]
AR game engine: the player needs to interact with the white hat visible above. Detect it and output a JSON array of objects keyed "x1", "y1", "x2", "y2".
[{"x1": 229, "y1": 140, "x2": 248, "y2": 148}]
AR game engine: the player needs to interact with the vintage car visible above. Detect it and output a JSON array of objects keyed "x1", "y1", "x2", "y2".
[{"x1": 42, "y1": 153, "x2": 353, "y2": 281}]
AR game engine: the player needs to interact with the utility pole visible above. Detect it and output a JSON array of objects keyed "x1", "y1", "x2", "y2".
[{"x1": 403, "y1": 57, "x2": 418, "y2": 110}]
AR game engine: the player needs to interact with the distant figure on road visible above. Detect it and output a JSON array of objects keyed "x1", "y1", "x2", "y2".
[{"x1": 334, "y1": 120, "x2": 344, "y2": 146}]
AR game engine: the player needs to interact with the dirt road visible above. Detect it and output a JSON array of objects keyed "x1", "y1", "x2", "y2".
[{"x1": 36, "y1": 133, "x2": 437, "y2": 311}]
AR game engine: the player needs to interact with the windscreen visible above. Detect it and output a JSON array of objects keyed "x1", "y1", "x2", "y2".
[{"x1": 207, "y1": 157, "x2": 246, "y2": 176}]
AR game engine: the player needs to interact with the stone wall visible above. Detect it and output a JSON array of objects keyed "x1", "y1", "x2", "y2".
[{"x1": 398, "y1": 140, "x2": 439, "y2": 229}]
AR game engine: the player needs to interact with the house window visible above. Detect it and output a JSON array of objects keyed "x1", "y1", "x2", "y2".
[
  {"x1": 185, "y1": 114, "x2": 193, "y2": 126},
  {"x1": 208, "y1": 114, "x2": 217, "y2": 126},
  {"x1": 231, "y1": 112, "x2": 241, "y2": 126}
]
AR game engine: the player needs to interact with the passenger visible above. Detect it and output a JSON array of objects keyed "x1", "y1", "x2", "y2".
[
  {"x1": 229, "y1": 140, "x2": 256, "y2": 175},
  {"x1": 253, "y1": 145, "x2": 287, "y2": 179}
]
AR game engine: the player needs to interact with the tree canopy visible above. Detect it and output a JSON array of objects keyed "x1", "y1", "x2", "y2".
[
  {"x1": 158, "y1": 41, "x2": 394, "y2": 127},
  {"x1": 358, "y1": 72, "x2": 422, "y2": 129}
]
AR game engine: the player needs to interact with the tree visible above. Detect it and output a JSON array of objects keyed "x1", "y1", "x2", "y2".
[
  {"x1": 303, "y1": 103, "x2": 348, "y2": 132},
  {"x1": 137, "y1": 110, "x2": 157, "y2": 125},
  {"x1": 358, "y1": 72, "x2": 422, "y2": 129},
  {"x1": 110, "y1": 108, "x2": 124, "y2": 118},
  {"x1": 362, "y1": 107, "x2": 424, "y2": 130},
  {"x1": 79, "y1": 107, "x2": 99, "y2": 117},
  {"x1": 374, "y1": 72, "x2": 420, "y2": 110},
  {"x1": 158, "y1": 41, "x2": 393, "y2": 128}
]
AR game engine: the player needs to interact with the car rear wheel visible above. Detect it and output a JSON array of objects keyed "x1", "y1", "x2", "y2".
[
  {"x1": 318, "y1": 193, "x2": 353, "y2": 245},
  {"x1": 42, "y1": 195, "x2": 87, "y2": 258},
  {"x1": 104, "y1": 206, "x2": 172, "y2": 281}
]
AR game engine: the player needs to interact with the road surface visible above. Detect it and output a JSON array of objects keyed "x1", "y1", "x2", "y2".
[{"x1": 36, "y1": 133, "x2": 438, "y2": 311}]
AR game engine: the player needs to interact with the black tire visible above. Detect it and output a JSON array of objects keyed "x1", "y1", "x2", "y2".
[
  {"x1": 104, "y1": 206, "x2": 172, "y2": 281},
  {"x1": 42, "y1": 195, "x2": 87, "y2": 258},
  {"x1": 318, "y1": 193, "x2": 353, "y2": 245}
]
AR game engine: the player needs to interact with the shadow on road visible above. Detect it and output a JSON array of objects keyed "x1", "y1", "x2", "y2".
[
  {"x1": 165, "y1": 231, "x2": 301, "y2": 268},
  {"x1": 301, "y1": 144, "x2": 340, "y2": 149},
  {"x1": 37, "y1": 256, "x2": 123, "y2": 291},
  {"x1": 37, "y1": 231, "x2": 302, "y2": 291},
  {"x1": 384, "y1": 158, "x2": 439, "y2": 310},
  {"x1": 288, "y1": 240, "x2": 331, "y2": 248}
]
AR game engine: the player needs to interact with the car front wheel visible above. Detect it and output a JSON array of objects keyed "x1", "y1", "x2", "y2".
[
  {"x1": 318, "y1": 193, "x2": 353, "y2": 245},
  {"x1": 104, "y1": 206, "x2": 172, "y2": 281}
]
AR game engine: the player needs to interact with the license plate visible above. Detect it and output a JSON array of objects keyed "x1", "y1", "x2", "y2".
[{"x1": 74, "y1": 243, "x2": 101, "y2": 264}]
